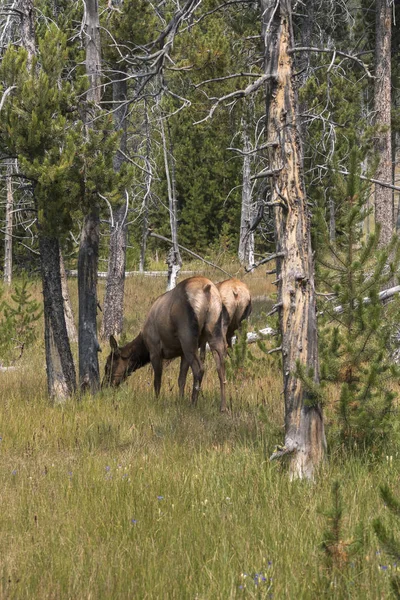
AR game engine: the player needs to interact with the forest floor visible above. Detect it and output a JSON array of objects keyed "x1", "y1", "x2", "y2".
[{"x1": 0, "y1": 262, "x2": 399, "y2": 599}]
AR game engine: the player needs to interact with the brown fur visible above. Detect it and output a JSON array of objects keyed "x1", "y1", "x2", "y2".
[
  {"x1": 103, "y1": 276, "x2": 228, "y2": 411},
  {"x1": 216, "y1": 278, "x2": 252, "y2": 347}
]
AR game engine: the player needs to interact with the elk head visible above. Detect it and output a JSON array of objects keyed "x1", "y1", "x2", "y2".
[{"x1": 102, "y1": 335, "x2": 131, "y2": 387}]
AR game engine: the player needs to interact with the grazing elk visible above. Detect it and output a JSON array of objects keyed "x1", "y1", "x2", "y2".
[
  {"x1": 103, "y1": 276, "x2": 228, "y2": 411},
  {"x1": 216, "y1": 278, "x2": 252, "y2": 348}
]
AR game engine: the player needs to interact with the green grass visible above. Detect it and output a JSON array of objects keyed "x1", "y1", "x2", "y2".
[{"x1": 0, "y1": 269, "x2": 399, "y2": 598}]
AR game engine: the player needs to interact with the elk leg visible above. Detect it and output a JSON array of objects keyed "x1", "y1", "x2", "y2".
[
  {"x1": 178, "y1": 357, "x2": 190, "y2": 398},
  {"x1": 150, "y1": 354, "x2": 163, "y2": 396},
  {"x1": 199, "y1": 341, "x2": 206, "y2": 364},
  {"x1": 211, "y1": 346, "x2": 227, "y2": 412},
  {"x1": 183, "y1": 352, "x2": 204, "y2": 406}
]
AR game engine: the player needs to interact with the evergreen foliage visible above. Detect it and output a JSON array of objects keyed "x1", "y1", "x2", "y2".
[
  {"x1": 0, "y1": 279, "x2": 42, "y2": 363},
  {"x1": 320, "y1": 480, "x2": 363, "y2": 591},
  {"x1": 316, "y1": 147, "x2": 400, "y2": 448},
  {"x1": 0, "y1": 25, "x2": 127, "y2": 241}
]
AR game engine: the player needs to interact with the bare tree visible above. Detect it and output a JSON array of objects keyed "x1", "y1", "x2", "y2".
[
  {"x1": 3, "y1": 161, "x2": 13, "y2": 285},
  {"x1": 374, "y1": 0, "x2": 393, "y2": 247},
  {"x1": 78, "y1": 0, "x2": 102, "y2": 392},
  {"x1": 238, "y1": 121, "x2": 255, "y2": 268},
  {"x1": 139, "y1": 100, "x2": 152, "y2": 274},
  {"x1": 161, "y1": 115, "x2": 182, "y2": 290},
  {"x1": 100, "y1": 71, "x2": 128, "y2": 340},
  {"x1": 262, "y1": 0, "x2": 326, "y2": 479}
]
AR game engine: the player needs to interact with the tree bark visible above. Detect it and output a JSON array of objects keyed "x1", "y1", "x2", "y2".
[
  {"x1": 78, "y1": 208, "x2": 101, "y2": 393},
  {"x1": 262, "y1": 0, "x2": 325, "y2": 479},
  {"x1": 374, "y1": 0, "x2": 393, "y2": 247},
  {"x1": 18, "y1": 0, "x2": 36, "y2": 68},
  {"x1": 78, "y1": 0, "x2": 101, "y2": 392},
  {"x1": 238, "y1": 122, "x2": 255, "y2": 268},
  {"x1": 60, "y1": 251, "x2": 77, "y2": 343},
  {"x1": 100, "y1": 73, "x2": 128, "y2": 339},
  {"x1": 4, "y1": 161, "x2": 13, "y2": 285},
  {"x1": 39, "y1": 235, "x2": 77, "y2": 401}
]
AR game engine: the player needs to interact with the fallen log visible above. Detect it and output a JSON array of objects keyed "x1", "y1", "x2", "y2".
[{"x1": 66, "y1": 270, "x2": 196, "y2": 278}]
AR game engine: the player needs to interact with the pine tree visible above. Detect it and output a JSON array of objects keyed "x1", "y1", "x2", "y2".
[{"x1": 316, "y1": 146, "x2": 400, "y2": 448}]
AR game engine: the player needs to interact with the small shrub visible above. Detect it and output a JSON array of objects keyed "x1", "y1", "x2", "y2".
[{"x1": 0, "y1": 279, "x2": 42, "y2": 364}]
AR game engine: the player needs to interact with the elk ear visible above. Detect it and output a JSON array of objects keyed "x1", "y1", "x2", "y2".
[{"x1": 109, "y1": 335, "x2": 120, "y2": 355}]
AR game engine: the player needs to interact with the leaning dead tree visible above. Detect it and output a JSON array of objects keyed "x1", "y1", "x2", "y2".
[{"x1": 262, "y1": 0, "x2": 326, "y2": 479}]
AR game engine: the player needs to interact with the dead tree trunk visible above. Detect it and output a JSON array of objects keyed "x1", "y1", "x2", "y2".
[
  {"x1": 60, "y1": 251, "x2": 77, "y2": 343},
  {"x1": 262, "y1": 0, "x2": 325, "y2": 479},
  {"x1": 374, "y1": 0, "x2": 393, "y2": 247},
  {"x1": 4, "y1": 161, "x2": 13, "y2": 285},
  {"x1": 18, "y1": 0, "x2": 35, "y2": 68},
  {"x1": 78, "y1": 0, "x2": 101, "y2": 392},
  {"x1": 100, "y1": 72, "x2": 127, "y2": 340},
  {"x1": 39, "y1": 235, "x2": 77, "y2": 401},
  {"x1": 238, "y1": 122, "x2": 255, "y2": 268},
  {"x1": 161, "y1": 116, "x2": 182, "y2": 290}
]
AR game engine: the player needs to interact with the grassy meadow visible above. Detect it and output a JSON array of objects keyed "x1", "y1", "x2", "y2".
[{"x1": 1, "y1": 262, "x2": 400, "y2": 599}]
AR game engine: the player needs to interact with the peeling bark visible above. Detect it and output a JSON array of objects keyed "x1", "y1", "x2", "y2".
[
  {"x1": 60, "y1": 251, "x2": 77, "y2": 343},
  {"x1": 374, "y1": 0, "x2": 393, "y2": 247},
  {"x1": 262, "y1": 0, "x2": 325, "y2": 479}
]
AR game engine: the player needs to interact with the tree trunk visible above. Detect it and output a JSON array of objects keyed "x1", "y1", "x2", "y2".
[
  {"x1": 139, "y1": 101, "x2": 152, "y2": 274},
  {"x1": 374, "y1": 0, "x2": 393, "y2": 247},
  {"x1": 78, "y1": 0, "x2": 101, "y2": 391},
  {"x1": 60, "y1": 251, "x2": 77, "y2": 343},
  {"x1": 39, "y1": 235, "x2": 77, "y2": 401},
  {"x1": 18, "y1": 0, "x2": 77, "y2": 401},
  {"x1": 161, "y1": 116, "x2": 182, "y2": 290},
  {"x1": 238, "y1": 122, "x2": 255, "y2": 268},
  {"x1": 100, "y1": 204, "x2": 127, "y2": 338},
  {"x1": 100, "y1": 73, "x2": 127, "y2": 339},
  {"x1": 4, "y1": 162, "x2": 13, "y2": 285},
  {"x1": 18, "y1": 0, "x2": 36, "y2": 68},
  {"x1": 78, "y1": 208, "x2": 101, "y2": 393},
  {"x1": 262, "y1": 0, "x2": 325, "y2": 479}
]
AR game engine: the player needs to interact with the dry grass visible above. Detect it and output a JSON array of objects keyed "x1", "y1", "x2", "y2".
[{"x1": 0, "y1": 266, "x2": 399, "y2": 599}]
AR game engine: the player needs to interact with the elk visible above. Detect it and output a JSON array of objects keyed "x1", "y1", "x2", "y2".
[
  {"x1": 215, "y1": 278, "x2": 252, "y2": 348},
  {"x1": 103, "y1": 276, "x2": 228, "y2": 411}
]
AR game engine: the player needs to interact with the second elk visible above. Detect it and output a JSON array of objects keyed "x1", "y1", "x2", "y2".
[
  {"x1": 216, "y1": 278, "x2": 252, "y2": 348},
  {"x1": 103, "y1": 276, "x2": 228, "y2": 411}
]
